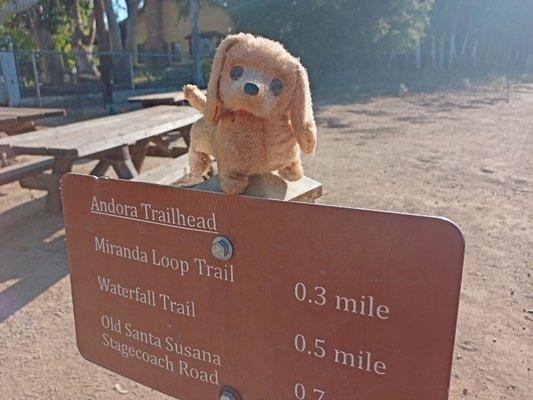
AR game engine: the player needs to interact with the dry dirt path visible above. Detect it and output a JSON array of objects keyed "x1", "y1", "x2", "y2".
[{"x1": 0, "y1": 87, "x2": 531, "y2": 399}]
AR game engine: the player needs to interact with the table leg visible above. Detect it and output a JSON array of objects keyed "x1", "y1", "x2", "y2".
[
  {"x1": 130, "y1": 139, "x2": 150, "y2": 172},
  {"x1": 90, "y1": 145, "x2": 139, "y2": 179},
  {"x1": 46, "y1": 157, "x2": 74, "y2": 213},
  {"x1": 113, "y1": 159, "x2": 138, "y2": 179},
  {"x1": 180, "y1": 125, "x2": 191, "y2": 148},
  {"x1": 90, "y1": 160, "x2": 111, "y2": 176},
  {"x1": 1, "y1": 149, "x2": 13, "y2": 167},
  {"x1": 109, "y1": 145, "x2": 138, "y2": 179}
]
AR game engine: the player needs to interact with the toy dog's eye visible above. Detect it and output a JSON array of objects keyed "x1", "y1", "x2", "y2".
[
  {"x1": 230, "y1": 66, "x2": 243, "y2": 81},
  {"x1": 270, "y1": 79, "x2": 283, "y2": 96}
]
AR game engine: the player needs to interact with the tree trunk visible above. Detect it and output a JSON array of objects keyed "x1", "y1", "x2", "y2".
[
  {"x1": 103, "y1": 0, "x2": 129, "y2": 85},
  {"x1": 448, "y1": 31, "x2": 456, "y2": 70},
  {"x1": 190, "y1": 0, "x2": 204, "y2": 86},
  {"x1": 25, "y1": 11, "x2": 64, "y2": 85},
  {"x1": 103, "y1": 0, "x2": 123, "y2": 52},
  {"x1": 438, "y1": 34, "x2": 445, "y2": 70},
  {"x1": 526, "y1": 54, "x2": 533, "y2": 71},
  {"x1": 125, "y1": 0, "x2": 139, "y2": 54},
  {"x1": 70, "y1": 0, "x2": 98, "y2": 77},
  {"x1": 415, "y1": 37, "x2": 421, "y2": 70},
  {"x1": 144, "y1": 0, "x2": 164, "y2": 52},
  {"x1": 94, "y1": 0, "x2": 113, "y2": 108},
  {"x1": 471, "y1": 38, "x2": 478, "y2": 67},
  {"x1": 459, "y1": 21, "x2": 472, "y2": 62},
  {"x1": 387, "y1": 49, "x2": 396, "y2": 72},
  {"x1": 448, "y1": 0, "x2": 462, "y2": 70},
  {"x1": 430, "y1": 34, "x2": 437, "y2": 69}
]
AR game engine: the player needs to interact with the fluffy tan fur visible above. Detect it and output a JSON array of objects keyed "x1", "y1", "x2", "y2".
[{"x1": 184, "y1": 33, "x2": 317, "y2": 195}]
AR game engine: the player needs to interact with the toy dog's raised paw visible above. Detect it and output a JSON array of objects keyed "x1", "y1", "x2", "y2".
[{"x1": 296, "y1": 127, "x2": 317, "y2": 155}]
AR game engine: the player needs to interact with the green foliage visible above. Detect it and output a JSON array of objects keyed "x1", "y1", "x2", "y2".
[
  {"x1": 0, "y1": 23, "x2": 36, "y2": 50},
  {"x1": 229, "y1": 0, "x2": 433, "y2": 79},
  {"x1": 31, "y1": 0, "x2": 72, "y2": 39},
  {"x1": 55, "y1": 22, "x2": 74, "y2": 52},
  {"x1": 5, "y1": 0, "x2": 532, "y2": 84},
  {"x1": 398, "y1": 83, "x2": 409, "y2": 97},
  {"x1": 1, "y1": 0, "x2": 93, "y2": 52}
]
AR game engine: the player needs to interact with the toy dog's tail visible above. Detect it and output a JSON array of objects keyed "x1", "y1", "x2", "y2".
[{"x1": 183, "y1": 84, "x2": 207, "y2": 114}]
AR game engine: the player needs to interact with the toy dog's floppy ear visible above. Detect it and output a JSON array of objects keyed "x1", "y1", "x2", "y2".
[
  {"x1": 290, "y1": 62, "x2": 317, "y2": 155},
  {"x1": 205, "y1": 34, "x2": 244, "y2": 124}
]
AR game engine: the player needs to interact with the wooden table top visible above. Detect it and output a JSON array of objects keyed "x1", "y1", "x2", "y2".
[
  {"x1": 0, "y1": 106, "x2": 66, "y2": 123},
  {"x1": 128, "y1": 91, "x2": 186, "y2": 105},
  {"x1": 0, "y1": 105, "x2": 201, "y2": 158},
  {"x1": 128, "y1": 89, "x2": 206, "y2": 106}
]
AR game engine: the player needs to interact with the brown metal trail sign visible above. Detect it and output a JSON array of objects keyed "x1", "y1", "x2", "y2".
[{"x1": 62, "y1": 174, "x2": 464, "y2": 400}]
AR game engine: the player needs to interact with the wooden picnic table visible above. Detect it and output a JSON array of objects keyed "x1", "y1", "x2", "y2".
[
  {"x1": 0, "y1": 106, "x2": 66, "y2": 135},
  {"x1": 128, "y1": 89, "x2": 206, "y2": 108},
  {"x1": 0, "y1": 105, "x2": 201, "y2": 212}
]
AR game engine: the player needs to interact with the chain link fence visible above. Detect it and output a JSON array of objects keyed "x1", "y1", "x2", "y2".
[
  {"x1": 4, "y1": 47, "x2": 533, "y2": 110},
  {"x1": 10, "y1": 50, "x2": 213, "y2": 107}
]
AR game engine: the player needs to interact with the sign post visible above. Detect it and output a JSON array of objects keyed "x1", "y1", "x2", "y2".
[{"x1": 62, "y1": 174, "x2": 464, "y2": 400}]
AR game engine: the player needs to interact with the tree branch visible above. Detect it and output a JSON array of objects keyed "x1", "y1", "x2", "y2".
[{"x1": 86, "y1": 11, "x2": 96, "y2": 45}]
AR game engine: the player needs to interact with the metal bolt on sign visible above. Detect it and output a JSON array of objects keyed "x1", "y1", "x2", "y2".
[
  {"x1": 219, "y1": 386, "x2": 242, "y2": 400},
  {"x1": 211, "y1": 236, "x2": 234, "y2": 261}
]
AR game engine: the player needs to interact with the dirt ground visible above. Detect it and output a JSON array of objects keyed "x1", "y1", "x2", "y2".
[{"x1": 0, "y1": 84, "x2": 531, "y2": 399}]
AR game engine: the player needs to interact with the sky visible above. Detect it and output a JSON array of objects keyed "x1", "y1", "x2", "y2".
[{"x1": 113, "y1": 0, "x2": 133, "y2": 22}]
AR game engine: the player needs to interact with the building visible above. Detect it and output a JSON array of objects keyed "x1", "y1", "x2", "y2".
[{"x1": 136, "y1": 0, "x2": 232, "y2": 60}]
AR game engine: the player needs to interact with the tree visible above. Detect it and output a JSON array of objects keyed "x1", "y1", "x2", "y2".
[
  {"x1": 230, "y1": 0, "x2": 433, "y2": 80},
  {"x1": 424, "y1": 0, "x2": 533, "y2": 72},
  {"x1": 68, "y1": 0, "x2": 98, "y2": 76},
  {"x1": 143, "y1": 0, "x2": 164, "y2": 51},
  {"x1": 101, "y1": 0, "x2": 139, "y2": 85},
  {"x1": 7, "y1": 0, "x2": 100, "y2": 81},
  {"x1": 0, "y1": 0, "x2": 40, "y2": 24},
  {"x1": 94, "y1": 0, "x2": 113, "y2": 107},
  {"x1": 16, "y1": 1, "x2": 70, "y2": 85},
  {"x1": 103, "y1": 0, "x2": 123, "y2": 53},
  {"x1": 124, "y1": 0, "x2": 139, "y2": 54},
  {"x1": 190, "y1": 0, "x2": 204, "y2": 86}
]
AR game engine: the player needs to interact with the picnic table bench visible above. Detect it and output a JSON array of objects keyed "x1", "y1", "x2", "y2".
[
  {"x1": 0, "y1": 156, "x2": 54, "y2": 186},
  {"x1": 0, "y1": 106, "x2": 66, "y2": 135},
  {"x1": 0, "y1": 105, "x2": 201, "y2": 212}
]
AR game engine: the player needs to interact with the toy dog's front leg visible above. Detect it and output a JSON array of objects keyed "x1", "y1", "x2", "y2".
[
  {"x1": 219, "y1": 170, "x2": 250, "y2": 195},
  {"x1": 188, "y1": 118, "x2": 215, "y2": 178},
  {"x1": 279, "y1": 157, "x2": 303, "y2": 182},
  {"x1": 189, "y1": 147, "x2": 212, "y2": 178}
]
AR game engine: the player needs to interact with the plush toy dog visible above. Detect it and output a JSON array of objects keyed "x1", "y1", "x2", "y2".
[{"x1": 184, "y1": 33, "x2": 317, "y2": 195}]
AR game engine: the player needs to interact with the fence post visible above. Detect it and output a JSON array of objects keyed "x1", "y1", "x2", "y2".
[
  {"x1": 0, "y1": 50, "x2": 21, "y2": 106},
  {"x1": 31, "y1": 51, "x2": 42, "y2": 108},
  {"x1": 129, "y1": 53, "x2": 135, "y2": 91}
]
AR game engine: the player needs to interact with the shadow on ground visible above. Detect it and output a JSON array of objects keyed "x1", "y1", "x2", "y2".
[{"x1": 0, "y1": 197, "x2": 68, "y2": 323}]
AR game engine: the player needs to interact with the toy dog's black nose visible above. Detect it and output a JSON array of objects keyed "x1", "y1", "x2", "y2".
[{"x1": 244, "y1": 82, "x2": 259, "y2": 95}]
